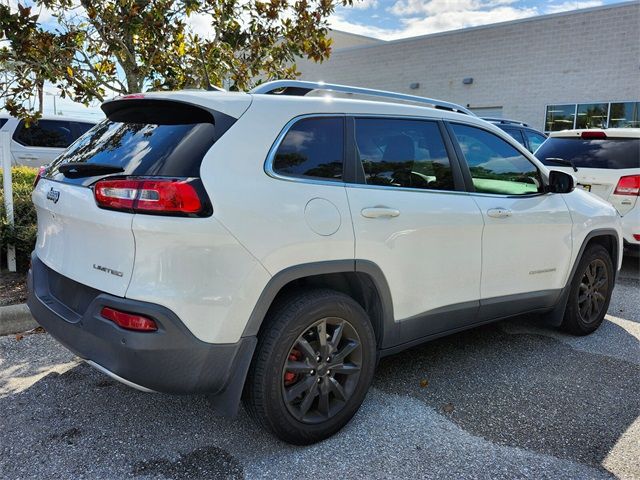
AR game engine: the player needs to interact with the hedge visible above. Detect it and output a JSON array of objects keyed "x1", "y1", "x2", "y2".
[{"x1": 0, "y1": 167, "x2": 37, "y2": 272}]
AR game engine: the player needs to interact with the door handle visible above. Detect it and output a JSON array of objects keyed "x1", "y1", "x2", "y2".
[
  {"x1": 18, "y1": 155, "x2": 37, "y2": 160},
  {"x1": 361, "y1": 207, "x2": 401, "y2": 218},
  {"x1": 487, "y1": 208, "x2": 512, "y2": 218}
]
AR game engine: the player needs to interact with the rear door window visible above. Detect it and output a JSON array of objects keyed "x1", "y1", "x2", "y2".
[
  {"x1": 355, "y1": 118, "x2": 456, "y2": 191},
  {"x1": 536, "y1": 138, "x2": 640, "y2": 169},
  {"x1": 0, "y1": 119, "x2": 7, "y2": 129},
  {"x1": 13, "y1": 120, "x2": 74, "y2": 148},
  {"x1": 273, "y1": 117, "x2": 344, "y2": 181}
]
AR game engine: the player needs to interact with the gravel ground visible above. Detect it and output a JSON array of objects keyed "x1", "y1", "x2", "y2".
[{"x1": 0, "y1": 256, "x2": 638, "y2": 480}]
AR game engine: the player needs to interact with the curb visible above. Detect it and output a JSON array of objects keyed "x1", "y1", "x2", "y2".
[{"x1": 0, "y1": 303, "x2": 38, "y2": 336}]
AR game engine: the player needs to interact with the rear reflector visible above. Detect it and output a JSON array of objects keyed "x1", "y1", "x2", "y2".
[
  {"x1": 33, "y1": 165, "x2": 46, "y2": 188},
  {"x1": 614, "y1": 175, "x2": 640, "y2": 196},
  {"x1": 94, "y1": 178, "x2": 203, "y2": 214},
  {"x1": 101, "y1": 307, "x2": 158, "y2": 332},
  {"x1": 581, "y1": 131, "x2": 607, "y2": 139}
]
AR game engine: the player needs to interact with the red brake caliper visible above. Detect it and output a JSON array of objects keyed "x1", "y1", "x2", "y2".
[{"x1": 284, "y1": 349, "x2": 302, "y2": 386}]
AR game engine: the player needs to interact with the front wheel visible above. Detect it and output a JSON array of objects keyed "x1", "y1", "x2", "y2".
[
  {"x1": 243, "y1": 289, "x2": 377, "y2": 445},
  {"x1": 561, "y1": 244, "x2": 614, "y2": 335}
]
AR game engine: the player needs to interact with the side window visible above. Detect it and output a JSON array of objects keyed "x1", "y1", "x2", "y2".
[
  {"x1": 14, "y1": 120, "x2": 73, "y2": 148},
  {"x1": 502, "y1": 127, "x2": 526, "y2": 147},
  {"x1": 273, "y1": 117, "x2": 344, "y2": 181},
  {"x1": 525, "y1": 131, "x2": 546, "y2": 153},
  {"x1": 450, "y1": 123, "x2": 543, "y2": 196},
  {"x1": 0, "y1": 119, "x2": 7, "y2": 129},
  {"x1": 355, "y1": 118, "x2": 456, "y2": 191},
  {"x1": 72, "y1": 122, "x2": 95, "y2": 139}
]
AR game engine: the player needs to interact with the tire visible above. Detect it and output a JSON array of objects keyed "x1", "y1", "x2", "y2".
[
  {"x1": 561, "y1": 244, "x2": 614, "y2": 335},
  {"x1": 243, "y1": 289, "x2": 377, "y2": 445}
]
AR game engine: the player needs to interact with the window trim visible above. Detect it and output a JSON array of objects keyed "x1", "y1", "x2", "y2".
[
  {"x1": 444, "y1": 120, "x2": 547, "y2": 198},
  {"x1": 264, "y1": 114, "x2": 348, "y2": 187}
]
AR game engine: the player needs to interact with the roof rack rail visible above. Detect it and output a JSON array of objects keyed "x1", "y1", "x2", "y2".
[
  {"x1": 482, "y1": 117, "x2": 529, "y2": 127},
  {"x1": 250, "y1": 80, "x2": 475, "y2": 116}
]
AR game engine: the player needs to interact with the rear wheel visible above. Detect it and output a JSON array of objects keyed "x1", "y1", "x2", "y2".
[
  {"x1": 561, "y1": 244, "x2": 614, "y2": 335},
  {"x1": 243, "y1": 289, "x2": 376, "y2": 445}
]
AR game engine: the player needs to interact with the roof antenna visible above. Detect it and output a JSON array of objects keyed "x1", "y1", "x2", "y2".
[{"x1": 197, "y1": 44, "x2": 224, "y2": 92}]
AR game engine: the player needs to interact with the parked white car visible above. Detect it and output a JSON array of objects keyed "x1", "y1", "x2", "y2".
[
  {"x1": 535, "y1": 129, "x2": 640, "y2": 251},
  {"x1": 27, "y1": 81, "x2": 622, "y2": 444},
  {"x1": 0, "y1": 113, "x2": 97, "y2": 167}
]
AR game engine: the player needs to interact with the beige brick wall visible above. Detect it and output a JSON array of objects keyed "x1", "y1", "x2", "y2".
[{"x1": 299, "y1": 2, "x2": 640, "y2": 131}]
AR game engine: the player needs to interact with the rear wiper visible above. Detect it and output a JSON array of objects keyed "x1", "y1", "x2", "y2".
[
  {"x1": 58, "y1": 163, "x2": 124, "y2": 178},
  {"x1": 545, "y1": 157, "x2": 578, "y2": 172}
]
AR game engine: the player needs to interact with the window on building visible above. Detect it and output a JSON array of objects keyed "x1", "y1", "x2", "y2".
[
  {"x1": 451, "y1": 123, "x2": 542, "y2": 196},
  {"x1": 354, "y1": 118, "x2": 456, "y2": 191},
  {"x1": 545, "y1": 105, "x2": 576, "y2": 132},
  {"x1": 575, "y1": 103, "x2": 608, "y2": 129},
  {"x1": 609, "y1": 102, "x2": 640, "y2": 128},
  {"x1": 273, "y1": 117, "x2": 344, "y2": 181}
]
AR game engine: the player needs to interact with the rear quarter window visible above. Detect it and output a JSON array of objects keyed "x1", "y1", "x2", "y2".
[{"x1": 536, "y1": 138, "x2": 640, "y2": 169}]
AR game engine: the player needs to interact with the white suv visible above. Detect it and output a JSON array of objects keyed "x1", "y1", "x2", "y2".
[
  {"x1": 27, "y1": 81, "x2": 622, "y2": 444},
  {"x1": 535, "y1": 128, "x2": 640, "y2": 252},
  {"x1": 0, "y1": 114, "x2": 97, "y2": 167}
]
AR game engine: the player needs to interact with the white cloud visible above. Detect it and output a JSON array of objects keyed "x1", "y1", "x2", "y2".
[
  {"x1": 352, "y1": 0, "x2": 380, "y2": 9},
  {"x1": 544, "y1": 1, "x2": 603, "y2": 14},
  {"x1": 330, "y1": 0, "x2": 538, "y2": 40}
]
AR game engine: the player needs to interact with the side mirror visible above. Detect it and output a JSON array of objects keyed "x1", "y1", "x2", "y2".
[{"x1": 547, "y1": 170, "x2": 575, "y2": 194}]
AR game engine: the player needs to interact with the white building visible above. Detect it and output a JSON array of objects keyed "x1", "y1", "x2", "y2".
[{"x1": 299, "y1": 1, "x2": 640, "y2": 132}]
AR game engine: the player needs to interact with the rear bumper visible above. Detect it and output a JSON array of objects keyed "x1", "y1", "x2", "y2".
[
  {"x1": 620, "y1": 207, "x2": 639, "y2": 245},
  {"x1": 27, "y1": 253, "x2": 256, "y2": 405}
]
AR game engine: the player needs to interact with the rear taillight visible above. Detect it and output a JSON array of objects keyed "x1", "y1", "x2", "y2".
[
  {"x1": 33, "y1": 165, "x2": 46, "y2": 188},
  {"x1": 94, "y1": 178, "x2": 203, "y2": 214},
  {"x1": 581, "y1": 131, "x2": 607, "y2": 139},
  {"x1": 633, "y1": 234, "x2": 640, "y2": 242},
  {"x1": 614, "y1": 175, "x2": 640, "y2": 196},
  {"x1": 101, "y1": 307, "x2": 158, "y2": 332}
]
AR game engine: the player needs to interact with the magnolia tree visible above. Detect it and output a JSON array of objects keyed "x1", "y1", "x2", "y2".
[{"x1": 0, "y1": 0, "x2": 351, "y2": 121}]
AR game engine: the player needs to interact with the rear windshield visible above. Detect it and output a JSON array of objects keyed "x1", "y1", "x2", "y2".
[
  {"x1": 44, "y1": 120, "x2": 216, "y2": 185},
  {"x1": 536, "y1": 137, "x2": 640, "y2": 169}
]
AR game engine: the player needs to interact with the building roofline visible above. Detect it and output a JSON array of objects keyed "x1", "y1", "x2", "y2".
[
  {"x1": 331, "y1": 1, "x2": 639, "y2": 54},
  {"x1": 328, "y1": 28, "x2": 384, "y2": 44}
]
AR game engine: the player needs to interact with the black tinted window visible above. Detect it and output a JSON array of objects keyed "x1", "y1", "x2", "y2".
[
  {"x1": 451, "y1": 124, "x2": 542, "y2": 195},
  {"x1": 502, "y1": 127, "x2": 526, "y2": 147},
  {"x1": 0, "y1": 119, "x2": 7, "y2": 129},
  {"x1": 14, "y1": 120, "x2": 74, "y2": 148},
  {"x1": 73, "y1": 122, "x2": 95, "y2": 137},
  {"x1": 273, "y1": 117, "x2": 344, "y2": 181},
  {"x1": 525, "y1": 131, "x2": 546, "y2": 153},
  {"x1": 46, "y1": 119, "x2": 216, "y2": 185},
  {"x1": 355, "y1": 118, "x2": 455, "y2": 191},
  {"x1": 537, "y1": 138, "x2": 640, "y2": 169}
]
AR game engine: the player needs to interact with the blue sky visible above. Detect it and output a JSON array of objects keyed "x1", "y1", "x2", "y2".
[{"x1": 329, "y1": 0, "x2": 626, "y2": 40}]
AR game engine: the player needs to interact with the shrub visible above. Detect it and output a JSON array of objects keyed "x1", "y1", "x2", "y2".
[{"x1": 0, "y1": 167, "x2": 37, "y2": 272}]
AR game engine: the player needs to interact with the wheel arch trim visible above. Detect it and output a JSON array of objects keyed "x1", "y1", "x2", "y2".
[{"x1": 241, "y1": 259, "x2": 396, "y2": 347}]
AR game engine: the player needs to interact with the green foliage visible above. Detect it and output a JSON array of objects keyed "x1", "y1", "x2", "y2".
[
  {"x1": 0, "y1": 0, "x2": 352, "y2": 122},
  {"x1": 0, "y1": 167, "x2": 37, "y2": 272}
]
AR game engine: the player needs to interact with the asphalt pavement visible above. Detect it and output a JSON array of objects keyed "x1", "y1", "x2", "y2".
[{"x1": 0, "y1": 255, "x2": 638, "y2": 479}]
